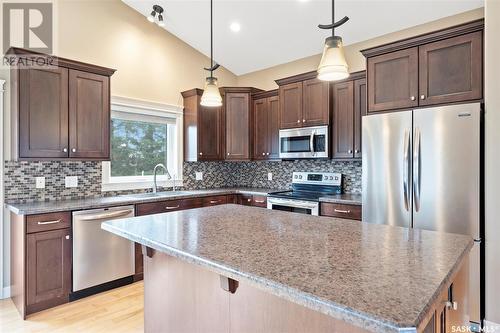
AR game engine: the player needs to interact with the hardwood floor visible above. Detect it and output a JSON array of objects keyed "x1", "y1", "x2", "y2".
[{"x1": 0, "y1": 282, "x2": 144, "y2": 333}]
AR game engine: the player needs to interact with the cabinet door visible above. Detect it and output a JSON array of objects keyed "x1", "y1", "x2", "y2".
[
  {"x1": 353, "y1": 78, "x2": 366, "y2": 158},
  {"x1": 19, "y1": 67, "x2": 69, "y2": 158},
  {"x1": 302, "y1": 78, "x2": 329, "y2": 126},
  {"x1": 332, "y1": 81, "x2": 354, "y2": 159},
  {"x1": 198, "y1": 104, "x2": 224, "y2": 160},
  {"x1": 419, "y1": 31, "x2": 482, "y2": 106},
  {"x1": 253, "y1": 98, "x2": 268, "y2": 160},
  {"x1": 279, "y1": 82, "x2": 303, "y2": 129},
  {"x1": 367, "y1": 47, "x2": 419, "y2": 112},
  {"x1": 225, "y1": 92, "x2": 251, "y2": 160},
  {"x1": 26, "y1": 228, "x2": 71, "y2": 307},
  {"x1": 267, "y1": 96, "x2": 281, "y2": 159},
  {"x1": 69, "y1": 70, "x2": 110, "y2": 159}
]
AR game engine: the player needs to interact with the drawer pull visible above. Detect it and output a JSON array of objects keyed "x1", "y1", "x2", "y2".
[
  {"x1": 210, "y1": 200, "x2": 219, "y2": 204},
  {"x1": 165, "y1": 205, "x2": 180, "y2": 210},
  {"x1": 247, "y1": 198, "x2": 252, "y2": 202},
  {"x1": 334, "y1": 209, "x2": 351, "y2": 214},
  {"x1": 37, "y1": 219, "x2": 61, "y2": 225},
  {"x1": 255, "y1": 200, "x2": 265, "y2": 204}
]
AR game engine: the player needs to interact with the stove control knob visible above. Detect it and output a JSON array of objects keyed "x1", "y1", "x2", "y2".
[
  {"x1": 299, "y1": 175, "x2": 303, "y2": 179},
  {"x1": 294, "y1": 175, "x2": 298, "y2": 179},
  {"x1": 329, "y1": 176, "x2": 333, "y2": 180},
  {"x1": 323, "y1": 175, "x2": 328, "y2": 180}
]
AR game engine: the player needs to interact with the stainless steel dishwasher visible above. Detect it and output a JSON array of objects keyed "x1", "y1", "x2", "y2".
[{"x1": 72, "y1": 206, "x2": 135, "y2": 292}]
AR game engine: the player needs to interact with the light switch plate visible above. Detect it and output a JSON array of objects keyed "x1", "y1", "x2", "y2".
[
  {"x1": 267, "y1": 173, "x2": 273, "y2": 181},
  {"x1": 35, "y1": 177, "x2": 45, "y2": 189},
  {"x1": 195, "y1": 172, "x2": 203, "y2": 181},
  {"x1": 65, "y1": 176, "x2": 78, "y2": 188}
]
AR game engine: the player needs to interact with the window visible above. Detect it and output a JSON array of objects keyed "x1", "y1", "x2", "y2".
[{"x1": 102, "y1": 97, "x2": 183, "y2": 191}]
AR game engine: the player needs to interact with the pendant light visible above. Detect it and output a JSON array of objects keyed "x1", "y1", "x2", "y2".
[
  {"x1": 317, "y1": 0, "x2": 350, "y2": 81},
  {"x1": 200, "y1": 0, "x2": 223, "y2": 107}
]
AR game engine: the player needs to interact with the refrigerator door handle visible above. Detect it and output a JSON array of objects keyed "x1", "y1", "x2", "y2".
[
  {"x1": 403, "y1": 129, "x2": 411, "y2": 211},
  {"x1": 413, "y1": 128, "x2": 421, "y2": 212}
]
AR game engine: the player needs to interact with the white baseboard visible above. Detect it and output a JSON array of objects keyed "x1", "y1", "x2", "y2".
[
  {"x1": 484, "y1": 320, "x2": 500, "y2": 330},
  {"x1": 1, "y1": 286, "x2": 10, "y2": 299}
]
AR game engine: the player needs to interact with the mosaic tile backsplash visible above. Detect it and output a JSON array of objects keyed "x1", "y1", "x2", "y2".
[{"x1": 4, "y1": 159, "x2": 362, "y2": 203}]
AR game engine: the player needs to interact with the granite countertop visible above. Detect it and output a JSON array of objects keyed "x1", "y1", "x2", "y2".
[
  {"x1": 5, "y1": 188, "x2": 281, "y2": 215},
  {"x1": 319, "y1": 193, "x2": 362, "y2": 205},
  {"x1": 102, "y1": 205, "x2": 472, "y2": 333}
]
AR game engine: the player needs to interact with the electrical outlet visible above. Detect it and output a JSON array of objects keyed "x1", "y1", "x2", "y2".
[
  {"x1": 195, "y1": 172, "x2": 203, "y2": 181},
  {"x1": 35, "y1": 177, "x2": 45, "y2": 189},
  {"x1": 65, "y1": 176, "x2": 78, "y2": 188},
  {"x1": 267, "y1": 173, "x2": 273, "y2": 181}
]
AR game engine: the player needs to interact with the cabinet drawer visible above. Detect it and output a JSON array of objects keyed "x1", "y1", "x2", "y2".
[
  {"x1": 238, "y1": 194, "x2": 254, "y2": 206},
  {"x1": 26, "y1": 212, "x2": 71, "y2": 234},
  {"x1": 320, "y1": 203, "x2": 362, "y2": 221},
  {"x1": 136, "y1": 198, "x2": 203, "y2": 216},
  {"x1": 202, "y1": 195, "x2": 227, "y2": 207},
  {"x1": 252, "y1": 195, "x2": 267, "y2": 208}
]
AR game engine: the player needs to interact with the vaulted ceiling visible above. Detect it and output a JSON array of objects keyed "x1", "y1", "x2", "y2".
[{"x1": 123, "y1": 0, "x2": 483, "y2": 75}]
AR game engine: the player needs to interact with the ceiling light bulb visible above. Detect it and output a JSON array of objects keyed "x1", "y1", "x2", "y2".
[
  {"x1": 201, "y1": 77, "x2": 223, "y2": 107},
  {"x1": 147, "y1": 15, "x2": 155, "y2": 23},
  {"x1": 317, "y1": 36, "x2": 349, "y2": 81},
  {"x1": 157, "y1": 14, "x2": 165, "y2": 26},
  {"x1": 230, "y1": 22, "x2": 241, "y2": 32}
]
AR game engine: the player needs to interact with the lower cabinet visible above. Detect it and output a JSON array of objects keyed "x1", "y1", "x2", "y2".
[
  {"x1": 320, "y1": 202, "x2": 362, "y2": 221},
  {"x1": 237, "y1": 194, "x2": 267, "y2": 208}
]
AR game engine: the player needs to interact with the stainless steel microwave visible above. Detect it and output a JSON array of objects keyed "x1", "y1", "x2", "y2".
[{"x1": 279, "y1": 125, "x2": 329, "y2": 159}]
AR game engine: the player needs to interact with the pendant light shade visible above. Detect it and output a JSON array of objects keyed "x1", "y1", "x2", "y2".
[
  {"x1": 317, "y1": 36, "x2": 349, "y2": 81},
  {"x1": 316, "y1": 0, "x2": 350, "y2": 81},
  {"x1": 200, "y1": 0, "x2": 223, "y2": 107},
  {"x1": 201, "y1": 77, "x2": 222, "y2": 107}
]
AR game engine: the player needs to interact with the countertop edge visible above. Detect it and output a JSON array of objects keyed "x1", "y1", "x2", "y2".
[{"x1": 101, "y1": 220, "x2": 418, "y2": 333}]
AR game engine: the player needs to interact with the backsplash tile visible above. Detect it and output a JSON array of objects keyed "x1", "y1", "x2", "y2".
[{"x1": 4, "y1": 159, "x2": 362, "y2": 203}]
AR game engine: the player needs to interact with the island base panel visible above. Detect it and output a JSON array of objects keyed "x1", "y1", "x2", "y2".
[{"x1": 143, "y1": 251, "x2": 370, "y2": 333}]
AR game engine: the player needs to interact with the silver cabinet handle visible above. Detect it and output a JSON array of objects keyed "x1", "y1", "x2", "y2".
[
  {"x1": 410, "y1": 96, "x2": 416, "y2": 101},
  {"x1": 403, "y1": 128, "x2": 411, "y2": 212},
  {"x1": 247, "y1": 198, "x2": 252, "y2": 202},
  {"x1": 297, "y1": 120, "x2": 300, "y2": 123},
  {"x1": 266, "y1": 152, "x2": 270, "y2": 156},
  {"x1": 262, "y1": 153, "x2": 265, "y2": 156},
  {"x1": 37, "y1": 219, "x2": 61, "y2": 225},
  {"x1": 65, "y1": 235, "x2": 70, "y2": 240},
  {"x1": 165, "y1": 205, "x2": 180, "y2": 210},
  {"x1": 210, "y1": 200, "x2": 219, "y2": 204},
  {"x1": 413, "y1": 128, "x2": 421, "y2": 212},
  {"x1": 227, "y1": 153, "x2": 230, "y2": 156},
  {"x1": 63, "y1": 148, "x2": 68, "y2": 153},
  {"x1": 334, "y1": 209, "x2": 351, "y2": 214},
  {"x1": 302, "y1": 119, "x2": 306, "y2": 123},
  {"x1": 71, "y1": 148, "x2": 77, "y2": 153},
  {"x1": 199, "y1": 152, "x2": 203, "y2": 156},
  {"x1": 255, "y1": 200, "x2": 265, "y2": 204},
  {"x1": 348, "y1": 149, "x2": 353, "y2": 154},
  {"x1": 420, "y1": 95, "x2": 426, "y2": 100},
  {"x1": 354, "y1": 149, "x2": 359, "y2": 154}
]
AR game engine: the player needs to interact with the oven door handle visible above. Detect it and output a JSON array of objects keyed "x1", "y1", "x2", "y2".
[{"x1": 310, "y1": 130, "x2": 316, "y2": 155}]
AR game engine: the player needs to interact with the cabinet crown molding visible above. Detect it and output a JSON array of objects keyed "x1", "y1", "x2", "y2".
[
  {"x1": 361, "y1": 18, "x2": 484, "y2": 58},
  {"x1": 252, "y1": 89, "x2": 278, "y2": 100}
]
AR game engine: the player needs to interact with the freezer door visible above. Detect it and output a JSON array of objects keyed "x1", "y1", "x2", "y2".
[
  {"x1": 362, "y1": 111, "x2": 412, "y2": 227},
  {"x1": 412, "y1": 103, "x2": 480, "y2": 237}
]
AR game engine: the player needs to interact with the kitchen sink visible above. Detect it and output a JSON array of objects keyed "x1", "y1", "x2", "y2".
[{"x1": 124, "y1": 191, "x2": 191, "y2": 199}]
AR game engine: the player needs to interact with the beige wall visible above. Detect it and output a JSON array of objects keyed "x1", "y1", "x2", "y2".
[
  {"x1": 484, "y1": 0, "x2": 500, "y2": 326},
  {"x1": 237, "y1": 8, "x2": 484, "y2": 90}
]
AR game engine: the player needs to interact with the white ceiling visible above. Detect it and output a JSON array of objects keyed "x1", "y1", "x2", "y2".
[{"x1": 122, "y1": 0, "x2": 483, "y2": 75}]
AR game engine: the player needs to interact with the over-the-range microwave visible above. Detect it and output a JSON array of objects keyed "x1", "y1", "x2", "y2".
[{"x1": 279, "y1": 125, "x2": 328, "y2": 159}]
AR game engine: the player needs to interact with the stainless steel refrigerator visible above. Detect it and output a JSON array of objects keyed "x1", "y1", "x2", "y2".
[{"x1": 362, "y1": 103, "x2": 482, "y2": 327}]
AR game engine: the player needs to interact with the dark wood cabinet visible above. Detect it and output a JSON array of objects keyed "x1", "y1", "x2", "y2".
[
  {"x1": 182, "y1": 89, "x2": 225, "y2": 161},
  {"x1": 69, "y1": 70, "x2": 110, "y2": 159},
  {"x1": 9, "y1": 48, "x2": 115, "y2": 160},
  {"x1": 202, "y1": 195, "x2": 228, "y2": 207},
  {"x1": 252, "y1": 91, "x2": 280, "y2": 160},
  {"x1": 26, "y1": 228, "x2": 72, "y2": 310},
  {"x1": 18, "y1": 67, "x2": 69, "y2": 158},
  {"x1": 236, "y1": 194, "x2": 267, "y2": 208},
  {"x1": 277, "y1": 72, "x2": 330, "y2": 129},
  {"x1": 302, "y1": 78, "x2": 329, "y2": 126},
  {"x1": 418, "y1": 31, "x2": 482, "y2": 106},
  {"x1": 363, "y1": 19, "x2": 483, "y2": 113},
  {"x1": 332, "y1": 72, "x2": 366, "y2": 160},
  {"x1": 224, "y1": 90, "x2": 252, "y2": 160},
  {"x1": 320, "y1": 202, "x2": 362, "y2": 221},
  {"x1": 367, "y1": 47, "x2": 419, "y2": 113}
]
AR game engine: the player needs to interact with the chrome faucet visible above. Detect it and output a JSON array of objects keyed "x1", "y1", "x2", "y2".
[{"x1": 153, "y1": 163, "x2": 172, "y2": 193}]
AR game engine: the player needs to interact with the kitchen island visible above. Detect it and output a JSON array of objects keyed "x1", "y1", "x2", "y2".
[{"x1": 102, "y1": 204, "x2": 472, "y2": 333}]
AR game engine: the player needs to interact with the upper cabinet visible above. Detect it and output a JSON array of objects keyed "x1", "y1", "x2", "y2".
[
  {"x1": 252, "y1": 90, "x2": 280, "y2": 160},
  {"x1": 362, "y1": 19, "x2": 483, "y2": 113},
  {"x1": 182, "y1": 88, "x2": 224, "y2": 161},
  {"x1": 332, "y1": 72, "x2": 366, "y2": 160},
  {"x1": 276, "y1": 72, "x2": 329, "y2": 129},
  {"x1": 9, "y1": 48, "x2": 115, "y2": 160}
]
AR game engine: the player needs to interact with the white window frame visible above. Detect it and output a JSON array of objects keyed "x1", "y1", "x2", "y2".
[{"x1": 102, "y1": 96, "x2": 184, "y2": 192}]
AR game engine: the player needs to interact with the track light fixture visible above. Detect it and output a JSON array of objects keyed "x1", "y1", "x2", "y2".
[{"x1": 147, "y1": 5, "x2": 165, "y2": 27}]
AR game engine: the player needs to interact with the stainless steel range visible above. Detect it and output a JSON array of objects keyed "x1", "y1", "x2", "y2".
[{"x1": 267, "y1": 172, "x2": 342, "y2": 215}]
